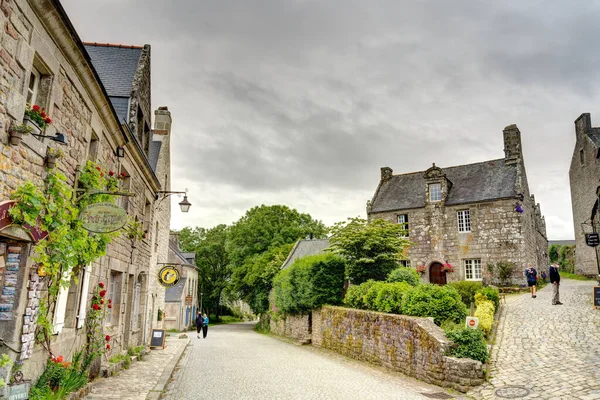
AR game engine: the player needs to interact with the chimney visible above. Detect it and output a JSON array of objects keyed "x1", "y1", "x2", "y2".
[
  {"x1": 380, "y1": 167, "x2": 393, "y2": 181},
  {"x1": 574, "y1": 113, "x2": 592, "y2": 140},
  {"x1": 169, "y1": 232, "x2": 180, "y2": 250},
  {"x1": 153, "y1": 106, "x2": 172, "y2": 136},
  {"x1": 503, "y1": 124, "x2": 522, "y2": 165}
]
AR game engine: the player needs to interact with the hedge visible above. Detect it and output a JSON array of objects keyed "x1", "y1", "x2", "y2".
[
  {"x1": 447, "y1": 281, "x2": 482, "y2": 307},
  {"x1": 474, "y1": 300, "x2": 495, "y2": 336},
  {"x1": 476, "y1": 287, "x2": 500, "y2": 311},
  {"x1": 386, "y1": 267, "x2": 421, "y2": 286},
  {"x1": 343, "y1": 280, "x2": 413, "y2": 314},
  {"x1": 273, "y1": 253, "x2": 346, "y2": 314},
  {"x1": 402, "y1": 284, "x2": 467, "y2": 326},
  {"x1": 444, "y1": 325, "x2": 489, "y2": 363},
  {"x1": 343, "y1": 280, "x2": 378, "y2": 310}
]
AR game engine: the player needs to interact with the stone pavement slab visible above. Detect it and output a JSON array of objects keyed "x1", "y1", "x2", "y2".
[
  {"x1": 468, "y1": 279, "x2": 600, "y2": 399},
  {"x1": 84, "y1": 335, "x2": 189, "y2": 400}
]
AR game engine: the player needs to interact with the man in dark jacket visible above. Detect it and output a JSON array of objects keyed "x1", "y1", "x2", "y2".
[
  {"x1": 195, "y1": 311, "x2": 204, "y2": 338},
  {"x1": 549, "y1": 262, "x2": 562, "y2": 305}
]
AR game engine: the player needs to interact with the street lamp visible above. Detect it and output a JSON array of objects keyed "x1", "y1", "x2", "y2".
[
  {"x1": 155, "y1": 190, "x2": 192, "y2": 213},
  {"x1": 31, "y1": 132, "x2": 68, "y2": 145}
]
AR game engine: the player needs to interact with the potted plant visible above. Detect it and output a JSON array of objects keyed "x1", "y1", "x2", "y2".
[
  {"x1": 46, "y1": 147, "x2": 63, "y2": 169},
  {"x1": 416, "y1": 265, "x2": 426, "y2": 274},
  {"x1": 24, "y1": 104, "x2": 52, "y2": 134},
  {"x1": 9, "y1": 123, "x2": 33, "y2": 145},
  {"x1": 441, "y1": 262, "x2": 454, "y2": 273}
]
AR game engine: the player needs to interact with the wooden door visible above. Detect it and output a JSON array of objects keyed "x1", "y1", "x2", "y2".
[{"x1": 429, "y1": 262, "x2": 447, "y2": 285}]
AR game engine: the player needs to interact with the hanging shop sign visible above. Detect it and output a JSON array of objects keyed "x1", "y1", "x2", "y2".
[
  {"x1": 157, "y1": 265, "x2": 181, "y2": 288},
  {"x1": 0, "y1": 201, "x2": 48, "y2": 243},
  {"x1": 79, "y1": 202, "x2": 128, "y2": 233},
  {"x1": 585, "y1": 233, "x2": 600, "y2": 247}
]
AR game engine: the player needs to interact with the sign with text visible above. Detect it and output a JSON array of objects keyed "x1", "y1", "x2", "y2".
[
  {"x1": 594, "y1": 287, "x2": 600, "y2": 309},
  {"x1": 150, "y1": 329, "x2": 166, "y2": 349},
  {"x1": 157, "y1": 265, "x2": 181, "y2": 288},
  {"x1": 465, "y1": 316, "x2": 479, "y2": 329},
  {"x1": 7, "y1": 382, "x2": 30, "y2": 400},
  {"x1": 0, "y1": 200, "x2": 48, "y2": 242},
  {"x1": 585, "y1": 233, "x2": 600, "y2": 247},
  {"x1": 79, "y1": 202, "x2": 128, "y2": 233},
  {"x1": 185, "y1": 295, "x2": 193, "y2": 306}
]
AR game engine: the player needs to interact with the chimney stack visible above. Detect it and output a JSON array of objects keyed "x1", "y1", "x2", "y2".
[
  {"x1": 153, "y1": 106, "x2": 172, "y2": 137},
  {"x1": 381, "y1": 167, "x2": 393, "y2": 181},
  {"x1": 503, "y1": 124, "x2": 522, "y2": 165}
]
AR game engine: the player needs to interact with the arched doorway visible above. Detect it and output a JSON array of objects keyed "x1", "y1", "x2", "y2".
[{"x1": 429, "y1": 262, "x2": 447, "y2": 285}]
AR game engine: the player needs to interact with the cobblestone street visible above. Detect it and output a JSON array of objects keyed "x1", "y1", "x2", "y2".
[
  {"x1": 164, "y1": 323, "x2": 460, "y2": 400},
  {"x1": 469, "y1": 279, "x2": 600, "y2": 400}
]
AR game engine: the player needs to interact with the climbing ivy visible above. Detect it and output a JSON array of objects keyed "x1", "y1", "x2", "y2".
[{"x1": 9, "y1": 161, "x2": 127, "y2": 355}]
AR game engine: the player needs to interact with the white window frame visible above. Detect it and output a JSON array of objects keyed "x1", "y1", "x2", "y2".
[
  {"x1": 107, "y1": 273, "x2": 116, "y2": 324},
  {"x1": 53, "y1": 274, "x2": 70, "y2": 334},
  {"x1": 76, "y1": 266, "x2": 91, "y2": 329},
  {"x1": 429, "y1": 183, "x2": 442, "y2": 202},
  {"x1": 399, "y1": 260, "x2": 411, "y2": 268},
  {"x1": 26, "y1": 68, "x2": 41, "y2": 106},
  {"x1": 132, "y1": 280, "x2": 141, "y2": 330},
  {"x1": 464, "y1": 259, "x2": 482, "y2": 281},
  {"x1": 397, "y1": 214, "x2": 409, "y2": 237},
  {"x1": 457, "y1": 209, "x2": 471, "y2": 232}
]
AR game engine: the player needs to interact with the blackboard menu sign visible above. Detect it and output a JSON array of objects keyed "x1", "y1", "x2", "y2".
[
  {"x1": 586, "y1": 233, "x2": 600, "y2": 247},
  {"x1": 150, "y1": 329, "x2": 166, "y2": 349},
  {"x1": 594, "y1": 287, "x2": 600, "y2": 308}
]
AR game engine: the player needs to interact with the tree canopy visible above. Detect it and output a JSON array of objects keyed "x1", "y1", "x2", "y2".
[{"x1": 328, "y1": 217, "x2": 411, "y2": 284}]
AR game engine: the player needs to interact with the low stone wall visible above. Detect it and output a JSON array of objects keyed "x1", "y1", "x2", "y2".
[
  {"x1": 313, "y1": 306, "x2": 485, "y2": 393},
  {"x1": 270, "y1": 313, "x2": 311, "y2": 344}
]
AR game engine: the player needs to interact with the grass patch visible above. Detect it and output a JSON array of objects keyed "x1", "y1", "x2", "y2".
[
  {"x1": 561, "y1": 272, "x2": 596, "y2": 281},
  {"x1": 109, "y1": 354, "x2": 126, "y2": 364},
  {"x1": 205, "y1": 315, "x2": 244, "y2": 326},
  {"x1": 167, "y1": 328, "x2": 180, "y2": 333}
]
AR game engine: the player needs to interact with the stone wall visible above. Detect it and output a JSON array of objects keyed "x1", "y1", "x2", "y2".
[
  {"x1": 313, "y1": 306, "x2": 485, "y2": 393},
  {"x1": 270, "y1": 313, "x2": 312, "y2": 344},
  {"x1": 569, "y1": 113, "x2": 600, "y2": 276}
]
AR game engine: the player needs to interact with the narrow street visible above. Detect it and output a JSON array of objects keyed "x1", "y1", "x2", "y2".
[{"x1": 164, "y1": 322, "x2": 458, "y2": 400}]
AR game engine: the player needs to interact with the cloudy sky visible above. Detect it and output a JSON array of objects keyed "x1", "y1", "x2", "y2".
[{"x1": 61, "y1": 0, "x2": 600, "y2": 239}]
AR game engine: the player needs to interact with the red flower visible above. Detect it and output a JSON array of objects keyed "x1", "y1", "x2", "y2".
[
  {"x1": 100, "y1": 172, "x2": 104, "y2": 177},
  {"x1": 56, "y1": 356, "x2": 64, "y2": 363},
  {"x1": 100, "y1": 299, "x2": 104, "y2": 304},
  {"x1": 32, "y1": 105, "x2": 40, "y2": 111},
  {"x1": 106, "y1": 344, "x2": 111, "y2": 350},
  {"x1": 105, "y1": 335, "x2": 111, "y2": 342},
  {"x1": 40, "y1": 112, "x2": 46, "y2": 118},
  {"x1": 109, "y1": 171, "x2": 114, "y2": 177},
  {"x1": 108, "y1": 299, "x2": 112, "y2": 303},
  {"x1": 99, "y1": 290, "x2": 107, "y2": 297},
  {"x1": 108, "y1": 304, "x2": 112, "y2": 309},
  {"x1": 92, "y1": 304, "x2": 100, "y2": 311},
  {"x1": 99, "y1": 282, "x2": 105, "y2": 288},
  {"x1": 45, "y1": 117, "x2": 52, "y2": 124},
  {"x1": 96, "y1": 166, "x2": 101, "y2": 171}
]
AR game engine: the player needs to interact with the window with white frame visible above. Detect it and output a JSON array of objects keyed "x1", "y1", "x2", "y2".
[
  {"x1": 457, "y1": 209, "x2": 471, "y2": 232},
  {"x1": 464, "y1": 259, "x2": 482, "y2": 281},
  {"x1": 26, "y1": 68, "x2": 41, "y2": 105},
  {"x1": 399, "y1": 260, "x2": 411, "y2": 268},
  {"x1": 107, "y1": 271, "x2": 121, "y2": 325},
  {"x1": 131, "y1": 278, "x2": 141, "y2": 330},
  {"x1": 397, "y1": 214, "x2": 409, "y2": 236},
  {"x1": 429, "y1": 183, "x2": 442, "y2": 201}
]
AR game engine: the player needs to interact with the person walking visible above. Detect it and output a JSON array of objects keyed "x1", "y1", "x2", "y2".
[
  {"x1": 549, "y1": 262, "x2": 562, "y2": 305},
  {"x1": 195, "y1": 311, "x2": 204, "y2": 339},
  {"x1": 525, "y1": 265, "x2": 538, "y2": 298},
  {"x1": 202, "y1": 313, "x2": 209, "y2": 339}
]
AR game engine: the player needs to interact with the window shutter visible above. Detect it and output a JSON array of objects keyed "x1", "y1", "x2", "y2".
[
  {"x1": 53, "y1": 283, "x2": 69, "y2": 334},
  {"x1": 76, "y1": 266, "x2": 91, "y2": 329},
  {"x1": 404, "y1": 214, "x2": 408, "y2": 222}
]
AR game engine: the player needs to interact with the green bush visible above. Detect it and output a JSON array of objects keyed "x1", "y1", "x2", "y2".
[
  {"x1": 474, "y1": 300, "x2": 495, "y2": 336},
  {"x1": 343, "y1": 280, "x2": 378, "y2": 309},
  {"x1": 476, "y1": 286, "x2": 500, "y2": 311},
  {"x1": 444, "y1": 326, "x2": 489, "y2": 363},
  {"x1": 402, "y1": 284, "x2": 467, "y2": 326},
  {"x1": 386, "y1": 267, "x2": 420, "y2": 286},
  {"x1": 362, "y1": 281, "x2": 387, "y2": 310},
  {"x1": 273, "y1": 253, "x2": 346, "y2": 314},
  {"x1": 374, "y1": 282, "x2": 412, "y2": 313},
  {"x1": 448, "y1": 281, "x2": 482, "y2": 307}
]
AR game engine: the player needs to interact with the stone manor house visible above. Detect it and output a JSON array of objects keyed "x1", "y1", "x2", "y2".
[
  {"x1": 0, "y1": 0, "x2": 187, "y2": 386},
  {"x1": 367, "y1": 125, "x2": 549, "y2": 284}
]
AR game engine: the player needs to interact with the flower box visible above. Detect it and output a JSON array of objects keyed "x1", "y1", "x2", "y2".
[{"x1": 23, "y1": 115, "x2": 42, "y2": 136}]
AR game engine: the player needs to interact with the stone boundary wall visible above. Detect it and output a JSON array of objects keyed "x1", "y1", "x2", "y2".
[{"x1": 269, "y1": 313, "x2": 311, "y2": 344}]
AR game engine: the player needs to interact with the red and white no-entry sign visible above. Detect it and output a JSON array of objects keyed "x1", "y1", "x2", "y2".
[{"x1": 465, "y1": 316, "x2": 479, "y2": 329}]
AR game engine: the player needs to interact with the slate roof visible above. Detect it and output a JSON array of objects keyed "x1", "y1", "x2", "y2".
[
  {"x1": 281, "y1": 239, "x2": 330, "y2": 270},
  {"x1": 370, "y1": 159, "x2": 518, "y2": 213},
  {"x1": 588, "y1": 127, "x2": 600, "y2": 148},
  {"x1": 165, "y1": 280, "x2": 185, "y2": 302},
  {"x1": 84, "y1": 44, "x2": 142, "y2": 123},
  {"x1": 149, "y1": 140, "x2": 162, "y2": 171}
]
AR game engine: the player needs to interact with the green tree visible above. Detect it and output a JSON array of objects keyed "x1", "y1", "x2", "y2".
[
  {"x1": 178, "y1": 225, "x2": 230, "y2": 320},
  {"x1": 548, "y1": 244, "x2": 560, "y2": 263},
  {"x1": 328, "y1": 217, "x2": 411, "y2": 284},
  {"x1": 228, "y1": 205, "x2": 326, "y2": 314},
  {"x1": 558, "y1": 245, "x2": 576, "y2": 273}
]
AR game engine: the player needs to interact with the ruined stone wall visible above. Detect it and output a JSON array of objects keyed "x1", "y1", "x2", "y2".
[
  {"x1": 269, "y1": 313, "x2": 312, "y2": 344},
  {"x1": 0, "y1": 0, "x2": 162, "y2": 384},
  {"x1": 313, "y1": 306, "x2": 485, "y2": 393},
  {"x1": 570, "y1": 113, "x2": 599, "y2": 275}
]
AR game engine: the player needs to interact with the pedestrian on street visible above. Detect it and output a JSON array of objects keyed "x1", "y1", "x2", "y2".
[
  {"x1": 195, "y1": 311, "x2": 204, "y2": 339},
  {"x1": 525, "y1": 265, "x2": 537, "y2": 298},
  {"x1": 202, "y1": 313, "x2": 209, "y2": 339},
  {"x1": 550, "y1": 262, "x2": 563, "y2": 305}
]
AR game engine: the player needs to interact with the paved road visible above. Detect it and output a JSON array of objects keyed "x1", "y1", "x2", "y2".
[
  {"x1": 164, "y1": 322, "x2": 458, "y2": 400},
  {"x1": 469, "y1": 279, "x2": 600, "y2": 400}
]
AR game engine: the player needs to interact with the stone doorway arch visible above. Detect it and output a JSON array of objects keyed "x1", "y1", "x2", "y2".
[{"x1": 429, "y1": 262, "x2": 447, "y2": 285}]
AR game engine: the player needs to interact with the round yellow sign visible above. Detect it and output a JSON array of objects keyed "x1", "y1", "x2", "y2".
[{"x1": 158, "y1": 265, "x2": 180, "y2": 287}]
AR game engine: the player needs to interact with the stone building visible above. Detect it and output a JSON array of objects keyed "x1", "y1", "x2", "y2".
[
  {"x1": 164, "y1": 233, "x2": 197, "y2": 331},
  {"x1": 569, "y1": 113, "x2": 600, "y2": 276},
  {"x1": 367, "y1": 125, "x2": 548, "y2": 284},
  {"x1": 0, "y1": 0, "x2": 173, "y2": 386}
]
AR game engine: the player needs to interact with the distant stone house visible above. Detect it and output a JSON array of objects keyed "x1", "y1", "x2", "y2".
[
  {"x1": 569, "y1": 113, "x2": 600, "y2": 276},
  {"x1": 281, "y1": 238, "x2": 330, "y2": 270},
  {"x1": 367, "y1": 125, "x2": 549, "y2": 284},
  {"x1": 164, "y1": 233, "x2": 198, "y2": 331}
]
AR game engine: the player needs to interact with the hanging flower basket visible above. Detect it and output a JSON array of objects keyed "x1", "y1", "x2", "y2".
[
  {"x1": 441, "y1": 263, "x2": 454, "y2": 273},
  {"x1": 416, "y1": 265, "x2": 426, "y2": 274},
  {"x1": 515, "y1": 203, "x2": 524, "y2": 214},
  {"x1": 9, "y1": 124, "x2": 33, "y2": 146}
]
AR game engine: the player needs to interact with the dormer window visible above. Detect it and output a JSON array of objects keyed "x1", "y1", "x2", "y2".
[{"x1": 429, "y1": 183, "x2": 442, "y2": 202}]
